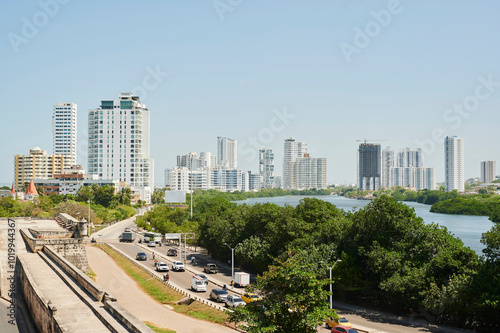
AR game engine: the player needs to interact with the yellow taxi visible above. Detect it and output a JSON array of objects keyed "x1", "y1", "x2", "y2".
[
  {"x1": 326, "y1": 315, "x2": 352, "y2": 328},
  {"x1": 241, "y1": 293, "x2": 262, "y2": 304}
]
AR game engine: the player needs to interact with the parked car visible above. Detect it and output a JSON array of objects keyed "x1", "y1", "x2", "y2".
[
  {"x1": 225, "y1": 295, "x2": 246, "y2": 308},
  {"x1": 203, "y1": 263, "x2": 218, "y2": 274},
  {"x1": 155, "y1": 262, "x2": 169, "y2": 272},
  {"x1": 331, "y1": 326, "x2": 358, "y2": 333},
  {"x1": 136, "y1": 252, "x2": 147, "y2": 261},
  {"x1": 194, "y1": 273, "x2": 209, "y2": 284},
  {"x1": 148, "y1": 241, "x2": 156, "y2": 247},
  {"x1": 172, "y1": 261, "x2": 185, "y2": 272},
  {"x1": 167, "y1": 248, "x2": 178, "y2": 256},
  {"x1": 209, "y1": 289, "x2": 229, "y2": 303},
  {"x1": 241, "y1": 293, "x2": 262, "y2": 303}
]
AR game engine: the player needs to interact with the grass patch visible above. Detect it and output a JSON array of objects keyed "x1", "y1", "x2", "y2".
[
  {"x1": 86, "y1": 267, "x2": 97, "y2": 282},
  {"x1": 93, "y1": 243, "x2": 229, "y2": 324},
  {"x1": 144, "y1": 321, "x2": 176, "y2": 333}
]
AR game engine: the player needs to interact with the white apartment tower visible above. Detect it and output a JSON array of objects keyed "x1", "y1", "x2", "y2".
[
  {"x1": 480, "y1": 161, "x2": 496, "y2": 184},
  {"x1": 259, "y1": 148, "x2": 275, "y2": 189},
  {"x1": 53, "y1": 103, "x2": 77, "y2": 165},
  {"x1": 217, "y1": 137, "x2": 237, "y2": 169},
  {"x1": 444, "y1": 136, "x2": 464, "y2": 192},
  {"x1": 381, "y1": 147, "x2": 394, "y2": 189},
  {"x1": 397, "y1": 147, "x2": 423, "y2": 168},
  {"x1": 283, "y1": 138, "x2": 308, "y2": 189},
  {"x1": 88, "y1": 93, "x2": 153, "y2": 187}
]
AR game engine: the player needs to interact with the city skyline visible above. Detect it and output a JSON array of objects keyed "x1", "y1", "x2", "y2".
[{"x1": 2, "y1": 1, "x2": 500, "y2": 186}]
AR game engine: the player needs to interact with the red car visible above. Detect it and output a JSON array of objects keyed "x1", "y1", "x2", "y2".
[{"x1": 331, "y1": 326, "x2": 358, "y2": 333}]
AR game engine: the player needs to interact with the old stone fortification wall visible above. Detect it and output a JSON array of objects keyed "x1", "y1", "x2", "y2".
[
  {"x1": 29, "y1": 229, "x2": 72, "y2": 239},
  {"x1": 17, "y1": 254, "x2": 69, "y2": 333},
  {"x1": 20, "y1": 228, "x2": 90, "y2": 273}
]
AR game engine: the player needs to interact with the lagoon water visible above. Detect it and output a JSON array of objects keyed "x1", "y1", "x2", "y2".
[{"x1": 234, "y1": 195, "x2": 495, "y2": 256}]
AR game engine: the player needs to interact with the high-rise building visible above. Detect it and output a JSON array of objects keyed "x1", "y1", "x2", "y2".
[
  {"x1": 444, "y1": 136, "x2": 464, "y2": 192},
  {"x1": 88, "y1": 93, "x2": 153, "y2": 188},
  {"x1": 397, "y1": 147, "x2": 423, "y2": 168},
  {"x1": 390, "y1": 167, "x2": 435, "y2": 190},
  {"x1": 14, "y1": 147, "x2": 72, "y2": 191},
  {"x1": 283, "y1": 138, "x2": 308, "y2": 189},
  {"x1": 381, "y1": 147, "x2": 394, "y2": 189},
  {"x1": 53, "y1": 103, "x2": 77, "y2": 165},
  {"x1": 217, "y1": 137, "x2": 237, "y2": 169},
  {"x1": 259, "y1": 148, "x2": 275, "y2": 189},
  {"x1": 358, "y1": 143, "x2": 381, "y2": 191},
  {"x1": 480, "y1": 161, "x2": 496, "y2": 184},
  {"x1": 289, "y1": 155, "x2": 327, "y2": 190}
]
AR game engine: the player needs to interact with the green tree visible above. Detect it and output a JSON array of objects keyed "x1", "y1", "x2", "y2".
[
  {"x1": 115, "y1": 188, "x2": 132, "y2": 206},
  {"x1": 152, "y1": 189, "x2": 165, "y2": 205},
  {"x1": 229, "y1": 253, "x2": 332, "y2": 333}
]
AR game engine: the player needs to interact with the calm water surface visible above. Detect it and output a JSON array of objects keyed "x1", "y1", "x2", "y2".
[{"x1": 234, "y1": 195, "x2": 495, "y2": 256}]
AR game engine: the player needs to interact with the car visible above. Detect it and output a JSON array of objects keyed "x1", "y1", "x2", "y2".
[
  {"x1": 195, "y1": 273, "x2": 209, "y2": 284},
  {"x1": 225, "y1": 295, "x2": 246, "y2": 308},
  {"x1": 155, "y1": 262, "x2": 169, "y2": 272},
  {"x1": 331, "y1": 326, "x2": 358, "y2": 333},
  {"x1": 135, "y1": 252, "x2": 147, "y2": 261},
  {"x1": 209, "y1": 289, "x2": 229, "y2": 303},
  {"x1": 124, "y1": 227, "x2": 131, "y2": 232},
  {"x1": 172, "y1": 261, "x2": 185, "y2": 271},
  {"x1": 167, "y1": 248, "x2": 178, "y2": 256},
  {"x1": 203, "y1": 263, "x2": 218, "y2": 274},
  {"x1": 241, "y1": 293, "x2": 262, "y2": 303},
  {"x1": 326, "y1": 316, "x2": 352, "y2": 328},
  {"x1": 148, "y1": 241, "x2": 156, "y2": 247}
]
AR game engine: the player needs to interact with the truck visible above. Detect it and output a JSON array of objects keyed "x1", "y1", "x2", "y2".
[
  {"x1": 119, "y1": 232, "x2": 136, "y2": 243},
  {"x1": 233, "y1": 272, "x2": 250, "y2": 287},
  {"x1": 191, "y1": 275, "x2": 207, "y2": 292}
]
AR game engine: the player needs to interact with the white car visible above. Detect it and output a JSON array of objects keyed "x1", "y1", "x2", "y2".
[
  {"x1": 148, "y1": 241, "x2": 156, "y2": 247},
  {"x1": 155, "y1": 262, "x2": 169, "y2": 272},
  {"x1": 172, "y1": 261, "x2": 185, "y2": 271},
  {"x1": 225, "y1": 295, "x2": 246, "y2": 308}
]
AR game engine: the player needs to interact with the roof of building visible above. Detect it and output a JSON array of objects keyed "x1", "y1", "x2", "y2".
[{"x1": 25, "y1": 180, "x2": 39, "y2": 196}]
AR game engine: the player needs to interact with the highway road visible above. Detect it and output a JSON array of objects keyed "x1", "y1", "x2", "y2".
[{"x1": 92, "y1": 215, "x2": 470, "y2": 333}]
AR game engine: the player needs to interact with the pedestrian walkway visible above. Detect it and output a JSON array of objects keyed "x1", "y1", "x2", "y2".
[{"x1": 86, "y1": 246, "x2": 237, "y2": 333}]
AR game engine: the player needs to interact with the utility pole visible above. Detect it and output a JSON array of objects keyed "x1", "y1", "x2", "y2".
[{"x1": 224, "y1": 242, "x2": 241, "y2": 287}]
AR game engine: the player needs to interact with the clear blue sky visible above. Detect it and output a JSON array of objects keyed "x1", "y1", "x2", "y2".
[{"x1": 1, "y1": 0, "x2": 499, "y2": 186}]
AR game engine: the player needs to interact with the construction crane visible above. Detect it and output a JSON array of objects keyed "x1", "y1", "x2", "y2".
[{"x1": 356, "y1": 139, "x2": 387, "y2": 144}]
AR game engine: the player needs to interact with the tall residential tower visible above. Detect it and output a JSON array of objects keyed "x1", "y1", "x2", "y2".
[
  {"x1": 53, "y1": 103, "x2": 77, "y2": 165},
  {"x1": 88, "y1": 93, "x2": 153, "y2": 187},
  {"x1": 358, "y1": 143, "x2": 381, "y2": 191},
  {"x1": 283, "y1": 138, "x2": 308, "y2": 189},
  {"x1": 444, "y1": 136, "x2": 464, "y2": 192},
  {"x1": 259, "y1": 148, "x2": 275, "y2": 189},
  {"x1": 217, "y1": 137, "x2": 237, "y2": 169},
  {"x1": 480, "y1": 161, "x2": 496, "y2": 184}
]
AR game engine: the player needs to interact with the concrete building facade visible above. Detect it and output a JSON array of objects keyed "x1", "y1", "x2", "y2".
[
  {"x1": 445, "y1": 136, "x2": 465, "y2": 192},
  {"x1": 381, "y1": 147, "x2": 394, "y2": 189},
  {"x1": 53, "y1": 103, "x2": 77, "y2": 166},
  {"x1": 283, "y1": 138, "x2": 308, "y2": 189},
  {"x1": 217, "y1": 137, "x2": 237, "y2": 169},
  {"x1": 289, "y1": 156, "x2": 327, "y2": 190},
  {"x1": 358, "y1": 143, "x2": 381, "y2": 191},
  {"x1": 480, "y1": 161, "x2": 496, "y2": 184},
  {"x1": 14, "y1": 147, "x2": 72, "y2": 191},
  {"x1": 259, "y1": 148, "x2": 275, "y2": 189},
  {"x1": 88, "y1": 93, "x2": 154, "y2": 200}
]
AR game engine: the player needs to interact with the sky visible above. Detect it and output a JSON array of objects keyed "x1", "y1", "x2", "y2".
[{"x1": 1, "y1": 0, "x2": 500, "y2": 187}]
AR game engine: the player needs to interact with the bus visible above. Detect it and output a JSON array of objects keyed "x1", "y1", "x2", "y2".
[{"x1": 143, "y1": 232, "x2": 162, "y2": 243}]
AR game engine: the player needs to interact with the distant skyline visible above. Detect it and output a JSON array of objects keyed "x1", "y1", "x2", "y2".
[{"x1": 2, "y1": 1, "x2": 500, "y2": 186}]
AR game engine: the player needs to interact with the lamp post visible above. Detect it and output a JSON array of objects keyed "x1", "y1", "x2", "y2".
[
  {"x1": 190, "y1": 155, "x2": 193, "y2": 219},
  {"x1": 87, "y1": 199, "x2": 91, "y2": 237},
  {"x1": 320, "y1": 259, "x2": 342, "y2": 309},
  {"x1": 223, "y1": 242, "x2": 241, "y2": 286}
]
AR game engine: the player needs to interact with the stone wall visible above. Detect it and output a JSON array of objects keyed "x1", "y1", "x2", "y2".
[
  {"x1": 29, "y1": 229, "x2": 72, "y2": 239},
  {"x1": 20, "y1": 229, "x2": 89, "y2": 273},
  {"x1": 17, "y1": 254, "x2": 69, "y2": 333}
]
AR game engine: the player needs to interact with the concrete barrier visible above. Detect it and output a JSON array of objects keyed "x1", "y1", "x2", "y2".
[
  {"x1": 43, "y1": 245, "x2": 105, "y2": 302},
  {"x1": 103, "y1": 298, "x2": 154, "y2": 333}
]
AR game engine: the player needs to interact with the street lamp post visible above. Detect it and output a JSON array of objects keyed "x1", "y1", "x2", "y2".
[
  {"x1": 320, "y1": 259, "x2": 342, "y2": 310},
  {"x1": 87, "y1": 199, "x2": 91, "y2": 237},
  {"x1": 223, "y1": 242, "x2": 241, "y2": 287}
]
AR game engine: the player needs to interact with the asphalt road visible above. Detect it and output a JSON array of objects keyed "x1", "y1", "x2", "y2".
[{"x1": 93, "y1": 216, "x2": 471, "y2": 333}]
